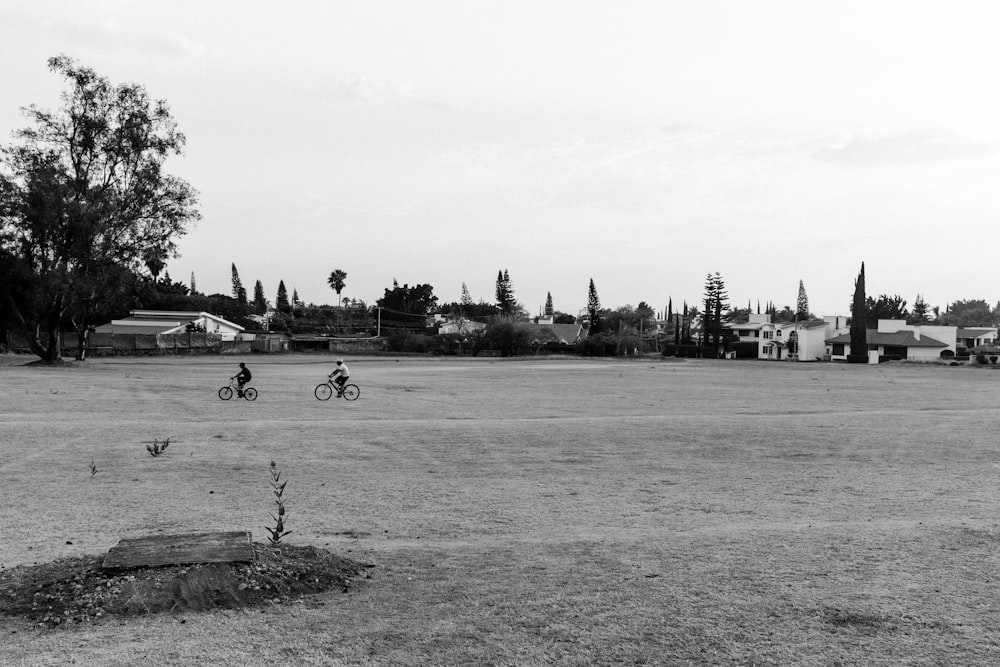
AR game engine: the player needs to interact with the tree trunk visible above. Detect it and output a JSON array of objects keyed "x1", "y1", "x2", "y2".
[{"x1": 75, "y1": 327, "x2": 89, "y2": 361}]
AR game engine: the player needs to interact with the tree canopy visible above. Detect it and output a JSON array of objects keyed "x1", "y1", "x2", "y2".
[{"x1": 0, "y1": 56, "x2": 199, "y2": 360}]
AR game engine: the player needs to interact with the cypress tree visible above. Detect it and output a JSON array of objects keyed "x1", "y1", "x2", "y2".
[{"x1": 848, "y1": 262, "x2": 868, "y2": 363}]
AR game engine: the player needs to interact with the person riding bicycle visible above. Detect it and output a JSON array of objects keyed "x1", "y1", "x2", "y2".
[
  {"x1": 232, "y1": 362, "x2": 252, "y2": 398},
  {"x1": 329, "y1": 359, "x2": 350, "y2": 396}
]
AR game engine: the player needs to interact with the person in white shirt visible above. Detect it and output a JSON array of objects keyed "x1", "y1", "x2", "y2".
[{"x1": 329, "y1": 359, "x2": 350, "y2": 395}]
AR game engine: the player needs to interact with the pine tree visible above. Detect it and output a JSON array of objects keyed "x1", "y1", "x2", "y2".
[
  {"x1": 292, "y1": 288, "x2": 301, "y2": 308},
  {"x1": 796, "y1": 280, "x2": 809, "y2": 320},
  {"x1": 190, "y1": 272, "x2": 197, "y2": 295},
  {"x1": 587, "y1": 279, "x2": 602, "y2": 333},
  {"x1": 461, "y1": 282, "x2": 473, "y2": 306},
  {"x1": 231, "y1": 263, "x2": 247, "y2": 304},
  {"x1": 496, "y1": 269, "x2": 516, "y2": 315},
  {"x1": 702, "y1": 272, "x2": 729, "y2": 349},
  {"x1": 253, "y1": 280, "x2": 267, "y2": 314},
  {"x1": 909, "y1": 294, "x2": 930, "y2": 324},
  {"x1": 544, "y1": 292, "x2": 554, "y2": 317},
  {"x1": 848, "y1": 262, "x2": 868, "y2": 363},
  {"x1": 276, "y1": 280, "x2": 290, "y2": 313}
]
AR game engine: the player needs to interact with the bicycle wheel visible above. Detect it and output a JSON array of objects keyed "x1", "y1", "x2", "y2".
[
  {"x1": 219, "y1": 386, "x2": 233, "y2": 400},
  {"x1": 244, "y1": 387, "x2": 258, "y2": 401},
  {"x1": 315, "y1": 383, "x2": 333, "y2": 400},
  {"x1": 342, "y1": 384, "x2": 360, "y2": 401}
]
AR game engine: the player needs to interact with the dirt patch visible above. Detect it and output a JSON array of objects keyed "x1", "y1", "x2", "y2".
[{"x1": 0, "y1": 543, "x2": 372, "y2": 627}]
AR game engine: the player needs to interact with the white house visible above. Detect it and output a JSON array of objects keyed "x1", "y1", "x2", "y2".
[
  {"x1": 94, "y1": 310, "x2": 245, "y2": 341},
  {"x1": 957, "y1": 327, "x2": 998, "y2": 350},
  {"x1": 727, "y1": 314, "x2": 849, "y2": 361},
  {"x1": 825, "y1": 319, "x2": 957, "y2": 362}
]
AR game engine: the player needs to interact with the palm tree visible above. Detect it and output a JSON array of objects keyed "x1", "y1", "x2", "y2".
[{"x1": 327, "y1": 270, "x2": 347, "y2": 304}]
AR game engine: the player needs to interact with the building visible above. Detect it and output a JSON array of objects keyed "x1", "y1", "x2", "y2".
[
  {"x1": 825, "y1": 319, "x2": 957, "y2": 362},
  {"x1": 94, "y1": 310, "x2": 246, "y2": 341},
  {"x1": 726, "y1": 314, "x2": 850, "y2": 361},
  {"x1": 957, "y1": 327, "x2": 998, "y2": 350}
]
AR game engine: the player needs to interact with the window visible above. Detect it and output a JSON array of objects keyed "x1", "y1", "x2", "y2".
[
  {"x1": 763, "y1": 331, "x2": 773, "y2": 339},
  {"x1": 776, "y1": 330, "x2": 782, "y2": 337}
]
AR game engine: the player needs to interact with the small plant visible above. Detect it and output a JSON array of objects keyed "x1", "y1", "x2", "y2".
[
  {"x1": 146, "y1": 437, "x2": 170, "y2": 457},
  {"x1": 89, "y1": 461, "x2": 98, "y2": 476},
  {"x1": 265, "y1": 460, "x2": 291, "y2": 546}
]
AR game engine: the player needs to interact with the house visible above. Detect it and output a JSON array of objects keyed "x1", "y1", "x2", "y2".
[
  {"x1": 522, "y1": 322, "x2": 589, "y2": 347},
  {"x1": 726, "y1": 314, "x2": 850, "y2": 361},
  {"x1": 825, "y1": 319, "x2": 957, "y2": 362},
  {"x1": 438, "y1": 318, "x2": 487, "y2": 336},
  {"x1": 94, "y1": 310, "x2": 246, "y2": 341},
  {"x1": 957, "y1": 327, "x2": 997, "y2": 350}
]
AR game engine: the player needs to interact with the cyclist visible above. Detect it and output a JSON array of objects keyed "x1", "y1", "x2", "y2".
[
  {"x1": 232, "y1": 362, "x2": 252, "y2": 398},
  {"x1": 328, "y1": 359, "x2": 350, "y2": 396}
]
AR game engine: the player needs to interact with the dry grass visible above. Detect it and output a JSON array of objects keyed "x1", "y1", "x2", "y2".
[{"x1": 2, "y1": 354, "x2": 1000, "y2": 664}]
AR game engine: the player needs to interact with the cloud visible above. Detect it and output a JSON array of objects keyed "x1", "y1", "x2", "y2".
[
  {"x1": 813, "y1": 128, "x2": 995, "y2": 165},
  {"x1": 47, "y1": 17, "x2": 206, "y2": 63},
  {"x1": 293, "y1": 75, "x2": 452, "y2": 109}
]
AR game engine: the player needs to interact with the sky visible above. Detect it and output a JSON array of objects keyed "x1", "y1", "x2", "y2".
[{"x1": 2, "y1": 1, "x2": 1000, "y2": 318}]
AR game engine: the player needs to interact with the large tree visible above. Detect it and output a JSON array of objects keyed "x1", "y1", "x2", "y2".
[
  {"x1": 231, "y1": 263, "x2": 247, "y2": 304},
  {"x1": 848, "y1": 262, "x2": 868, "y2": 363},
  {"x1": 376, "y1": 281, "x2": 438, "y2": 332},
  {"x1": 327, "y1": 269, "x2": 347, "y2": 304},
  {"x1": 908, "y1": 294, "x2": 931, "y2": 324},
  {"x1": 796, "y1": 280, "x2": 810, "y2": 320},
  {"x1": 495, "y1": 269, "x2": 516, "y2": 316},
  {"x1": 252, "y1": 280, "x2": 267, "y2": 315},
  {"x1": 864, "y1": 294, "x2": 909, "y2": 327},
  {"x1": 276, "y1": 280, "x2": 290, "y2": 313},
  {"x1": 941, "y1": 299, "x2": 994, "y2": 327},
  {"x1": 587, "y1": 278, "x2": 602, "y2": 333},
  {"x1": 701, "y1": 272, "x2": 729, "y2": 351},
  {"x1": 0, "y1": 56, "x2": 199, "y2": 361}
]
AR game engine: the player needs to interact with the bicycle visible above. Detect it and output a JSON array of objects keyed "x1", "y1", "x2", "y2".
[
  {"x1": 314, "y1": 378, "x2": 360, "y2": 401},
  {"x1": 219, "y1": 378, "x2": 258, "y2": 401}
]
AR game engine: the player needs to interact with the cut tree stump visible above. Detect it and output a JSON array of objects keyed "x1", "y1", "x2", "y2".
[{"x1": 102, "y1": 531, "x2": 253, "y2": 570}]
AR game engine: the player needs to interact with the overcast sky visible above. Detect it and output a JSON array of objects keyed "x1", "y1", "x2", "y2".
[{"x1": 3, "y1": 1, "x2": 999, "y2": 318}]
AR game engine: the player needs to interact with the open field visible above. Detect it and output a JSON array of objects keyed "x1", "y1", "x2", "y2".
[{"x1": 2, "y1": 354, "x2": 1000, "y2": 665}]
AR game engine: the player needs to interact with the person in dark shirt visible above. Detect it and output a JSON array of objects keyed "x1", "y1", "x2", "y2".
[{"x1": 232, "y1": 362, "x2": 252, "y2": 397}]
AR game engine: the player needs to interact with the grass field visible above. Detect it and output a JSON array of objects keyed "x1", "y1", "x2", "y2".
[{"x1": 2, "y1": 354, "x2": 1000, "y2": 665}]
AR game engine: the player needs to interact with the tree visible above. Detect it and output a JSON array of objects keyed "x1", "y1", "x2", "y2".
[
  {"x1": 143, "y1": 247, "x2": 167, "y2": 283},
  {"x1": 495, "y1": 269, "x2": 516, "y2": 315},
  {"x1": 460, "y1": 282, "x2": 473, "y2": 307},
  {"x1": 0, "y1": 55, "x2": 199, "y2": 361},
  {"x1": 544, "y1": 292, "x2": 554, "y2": 318},
  {"x1": 292, "y1": 288, "x2": 302, "y2": 309},
  {"x1": 587, "y1": 279, "x2": 602, "y2": 333},
  {"x1": 908, "y1": 294, "x2": 930, "y2": 324},
  {"x1": 190, "y1": 272, "x2": 198, "y2": 296},
  {"x1": 252, "y1": 280, "x2": 267, "y2": 314},
  {"x1": 864, "y1": 294, "x2": 908, "y2": 327},
  {"x1": 848, "y1": 262, "x2": 868, "y2": 363},
  {"x1": 327, "y1": 269, "x2": 347, "y2": 303},
  {"x1": 701, "y1": 272, "x2": 729, "y2": 351},
  {"x1": 276, "y1": 280, "x2": 290, "y2": 314},
  {"x1": 376, "y1": 282, "x2": 438, "y2": 333},
  {"x1": 796, "y1": 280, "x2": 810, "y2": 320},
  {"x1": 941, "y1": 299, "x2": 994, "y2": 327},
  {"x1": 231, "y1": 263, "x2": 247, "y2": 305}
]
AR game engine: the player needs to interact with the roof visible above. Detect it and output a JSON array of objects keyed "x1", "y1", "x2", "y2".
[
  {"x1": 523, "y1": 323, "x2": 587, "y2": 345},
  {"x1": 958, "y1": 328, "x2": 996, "y2": 337},
  {"x1": 825, "y1": 330, "x2": 947, "y2": 348},
  {"x1": 94, "y1": 311, "x2": 244, "y2": 335}
]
